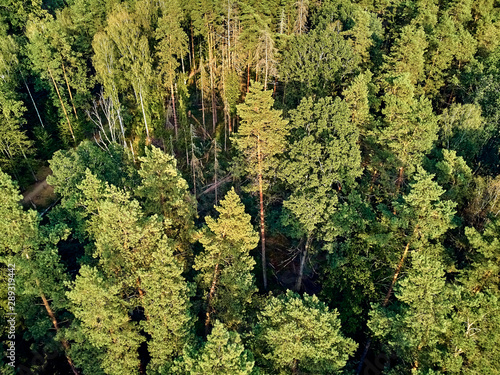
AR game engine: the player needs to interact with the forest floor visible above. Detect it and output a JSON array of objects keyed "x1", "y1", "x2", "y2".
[{"x1": 21, "y1": 166, "x2": 56, "y2": 209}]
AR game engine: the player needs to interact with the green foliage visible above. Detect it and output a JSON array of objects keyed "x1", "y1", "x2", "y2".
[
  {"x1": 234, "y1": 81, "x2": 289, "y2": 193},
  {"x1": 67, "y1": 266, "x2": 144, "y2": 375},
  {"x1": 368, "y1": 250, "x2": 453, "y2": 373},
  {"x1": 439, "y1": 103, "x2": 487, "y2": 164},
  {"x1": 281, "y1": 96, "x2": 362, "y2": 240},
  {"x1": 174, "y1": 321, "x2": 255, "y2": 375},
  {"x1": 252, "y1": 291, "x2": 357, "y2": 374},
  {"x1": 280, "y1": 28, "x2": 359, "y2": 103},
  {"x1": 194, "y1": 188, "x2": 259, "y2": 329},
  {"x1": 48, "y1": 140, "x2": 137, "y2": 213},
  {"x1": 383, "y1": 25, "x2": 428, "y2": 87},
  {"x1": 378, "y1": 74, "x2": 438, "y2": 175},
  {"x1": 3, "y1": 0, "x2": 500, "y2": 371},
  {"x1": 136, "y1": 145, "x2": 196, "y2": 256}
]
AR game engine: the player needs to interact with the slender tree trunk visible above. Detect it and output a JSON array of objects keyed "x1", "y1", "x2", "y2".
[
  {"x1": 214, "y1": 139, "x2": 218, "y2": 205},
  {"x1": 208, "y1": 30, "x2": 217, "y2": 133},
  {"x1": 257, "y1": 135, "x2": 268, "y2": 290},
  {"x1": 205, "y1": 263, "x2": 219, "y2": 335},
  {"x1": 129, "y1": 140, "x2": 136, "y2": 163},
  {"x1": 191, "y1": 20, "x2": 195, "y2": 70},
  {"x1": 200, "y1": 49, "x2": 206, "y2": 132},
  {"x1": 48, "y1": 67, "x2": 75, "y2": 142},
  {"x1": 227, "y1": 0, "x2": 231, "y2": 67},
  {"x1": 61, "y1": 60, "x2": 78, "y2": 120},
  {"x1": 264, "y1": 37, "x2": 269, "y2": 90},
  {"x1": 295, "y1": 235, "x2": 311, "y2": 292},
  {"x1": 191, "y1": 127, "x2": 196, "y2": 197},
  {"x1": 136, "y1": 277, "x2": 149, "y2": 320},
  {"x1": 382, "y1": 242, "x2": 410, "y2": 306},
  {"x1": 170, "y1": 82, "x2": 178, "y2": 139},
  {"x1": 396, "y1": 166, "x2": 404, "y2": 192},
  {"x1": 36, "y1": 280, "x2": 79, "y2": 375},
  {"x1": 22, "y1": 77, "x2": 44, "y2": 128},
  {"x1": 139, "y1": 89, "x2": 149, "y2": 142},
  {"x1": 247, "y1": 63, "x2": 250, "y2": 92}
]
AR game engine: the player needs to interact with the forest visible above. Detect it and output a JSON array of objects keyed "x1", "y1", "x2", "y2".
[{"x1": 1, "y1": 0, "x2": 500, "y2": 373}]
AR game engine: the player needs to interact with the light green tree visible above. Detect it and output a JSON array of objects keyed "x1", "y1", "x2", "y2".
[
  {"x1": 194, "y1": 188, "x2": 259, "y2": 331},
  {"x1": 253, "y1": 291, "x2": 357, "y2": 374},
  {"x1": 136, "y1": 145, "x2": 196, "y2": 257},
  {"x1": 281, "y1": 96, "x2": 362, "y2": 290},
  {"x1": 0, "y1": 170, "x2": 79, "y2": 374},
  {"x1": 378, "y1": 73, "x2": 438, "y2": 185},
  {"x1": 368, "y1": 249, "x2": 453, "y2": 373},
  {"x1": 174, "y1": 320, "x2": 255, "y2": 375},
  {"x1": 234, "y1": 81, "x2": 289, "y2": 290}
]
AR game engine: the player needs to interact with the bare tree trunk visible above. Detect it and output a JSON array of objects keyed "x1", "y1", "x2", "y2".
[
  {"x1": 48, "y1": 67, "x2": 75, "y2": 142},
  {"x1": 61, "y1": 60, "x2": 78, "y2": 120},
  {"x1": 191, "y1": 125, "x2": 197, "y2": 197},
  {"x1": 200, "y1": 48, "x2": 206, "y2": 132},
  {"x1": 257, "y1": 135, "x2": 268, "y2": 290},
  {"x1": 382, "y1": 242, "x2": 410, "y2": 306},
  {"x1": 171, "y1": 82, "x2": 178, "y2": 139},
  {"x1": 295, "y1": 235, "x2": 311, "y2": 292},
  {"x1": 36, "y1": 280, "x2": 79, "y2": 375},
  {"x1": 214, "y1": 139, "x2": 218, "y2": 205},
  {"x1": 264, "y1": 37, "x2": 269, "y2": 90},
  {"x1": 191, "y1": 20, "x2": 195, "y2": 70},
  {"x1": 205, "y1": 263, "x2": 219, "y2": 335},
  {"x1": 208, "y1": 30, "x2": 217, "y2": 133},
  {"x1": 247, "y1": 64, "x2": 250, "y2": 93},
  {"x1": 139, "y1": 89, "x2": 150, "y2": 142},
  {"x1": 396, "y1": 166, "x2": 404, "y2": 192},
  {"x1": 129, "y1": 140, "x2": 135, "y2": 163},
  {"x1": 22, "y1": 76, "x2": 44, "y2": 128}
]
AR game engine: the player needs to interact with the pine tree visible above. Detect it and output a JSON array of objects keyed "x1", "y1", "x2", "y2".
[
  {"x1": 174, "y1": 320, "x2": 254, "y2": 375},
  {"x1": 136, "y1": 145, "x2": 196, "y2": 257},
  {"x1": 66, "y1": 168, "x2": 194, "y2": 373},
  {"x1": 344, "y1": 7, "x2": 374, "y2": 66},
  {"x1": 368, "y1": 249, "x2": 453, "y2": 372},
  {"x1": 234, "y1": 82, "x2": 289, "y2": 290},
  {"x1": 253, "y1": 291, "x2": 357, "y2": 374},
  {"x1": 382, "y1": 24, "x2": 428, "y2": 87},
  {"x1": 280, "y1": 28, "x2": 359, "y2": 102},
  {"x1": 0, "y1": 170, "x2": 79, "y2": 374},
  {"x1": 194, "y1": 188, "x2": 259, "y2": 331},
  {"x1": 378, "y1": 73, "x2": 438, "y2": 185},
  {"x1": 66, "y1": 266, "x2": 144, "y2": 375},
  {"x1": 281, "y1": 96, "x2": 363, "y2": 290}
]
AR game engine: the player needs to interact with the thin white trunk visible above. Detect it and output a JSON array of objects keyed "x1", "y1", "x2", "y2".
[
  {"x1": 22, "y1": 77, "x2": 44, "y2": 128},
  {"x1": 139, "y1": 88, "x2": 149, "y2": 140}
]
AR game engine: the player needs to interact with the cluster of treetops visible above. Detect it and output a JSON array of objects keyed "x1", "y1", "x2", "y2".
[{"x1": 1, "y1": 0, "x2": 500, "y2": 373}]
